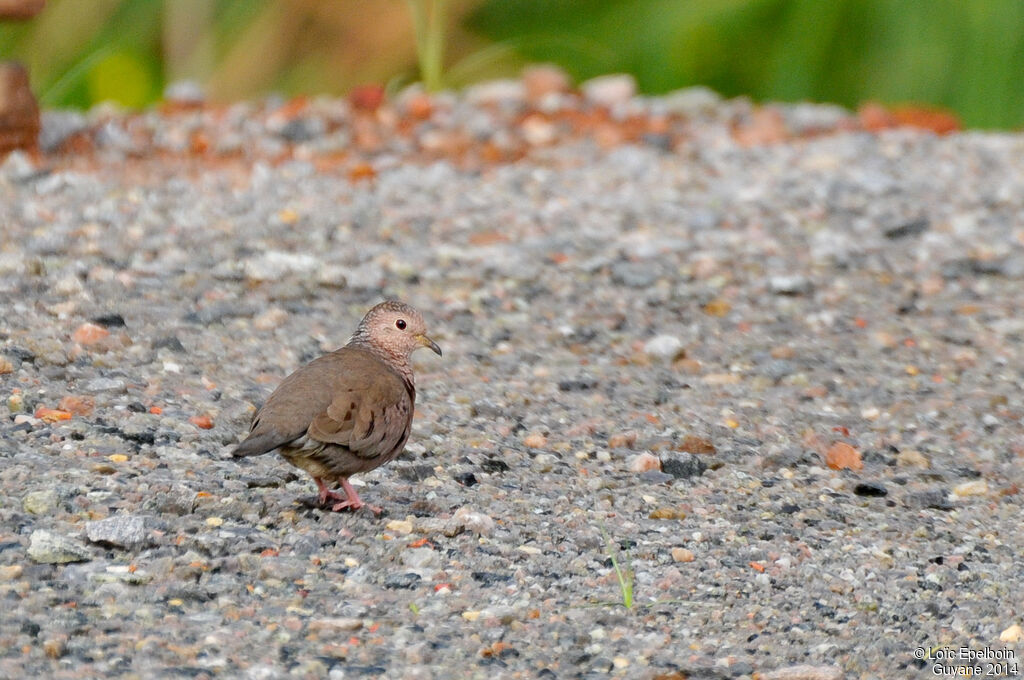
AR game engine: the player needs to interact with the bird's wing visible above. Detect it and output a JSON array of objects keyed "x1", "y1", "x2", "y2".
[
  {"x1": 233, "y1": 349, "x2": 359, "y2": 457},
  {"x1": 308, "y1": 366, "x2": 412, "y2": 460}
]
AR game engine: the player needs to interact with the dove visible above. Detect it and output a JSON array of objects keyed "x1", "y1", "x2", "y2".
[{"x1": 233, "y1": 300, "x2": 441, "y2": 513}]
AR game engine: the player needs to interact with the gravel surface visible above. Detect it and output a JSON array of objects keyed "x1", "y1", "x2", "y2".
[{"x1": 2, "y1": 79, "x2": 1024, "y2": 679}]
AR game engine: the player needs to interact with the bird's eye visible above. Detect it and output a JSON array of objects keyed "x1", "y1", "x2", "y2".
[{"x1": 395, "y1": 319, "x2": 407, "y2": 330}]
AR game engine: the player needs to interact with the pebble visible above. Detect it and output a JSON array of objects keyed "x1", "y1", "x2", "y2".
[
  {"x1": 24, "y1": 337, "x2": 68, "y2": 366},
  {"x1": 853, "y1": 482, "x2": 887, "y2": 497},
  {"x1": 164, "y1": 79, "x2": 205, "y2": 104},
  {"x1": 308, "y1": 617, "x2": 363, "y2": 633},
  {"x1": 22, "y1": 489, "x2": 60, "y2": 514},
  {"x1": 401, "y1": 548, "x2": 439, "y2": 569},
  {"x1": 27, "y1": 529, "x2": 91, "y2": 564},
  {"x1": 523, "y1": 433, "x2": 547, "y2": 448},
  {"x1": 611, "y1": 261, "x2": 658, "y2": 288},
  {"x1": 643, "y1": 335, "x2": 684, "y2": 360},
  {"x1": 386, "y1": 519, "x2": 414, "y2": 535},
  {"x1": 629, "y1": 452, "x2": 661, "y2": 473},
  {"x1": 521, "y1": 115, "x2": 557, "y2": 146},
  {"x1": 581, "y1": 74, "x2": 637, "y2": 107},
  {"x1": 896, "y1": 449, "x2": 929, "y2": 468},
  {"x1": 82, "y1": 377, "x2": 127, "y2": 394},
  {"x1": 522, "y1": 64, "x2": 571, "y2": 102},
  {"x1": 952, "y1": 480, "x2": 988, "y2": 498},
  {"x1": 85, "y1": 515, "x2": 148, "y2": 549},
  {"x1": 464, "y1": 79, "x2": 525, "y2": 105},
  {"x1": 445, "y1": 506, "x2": 495, "y2": 537},
  {"x1": 7, "y1": 392, "x2": 24, "y2": 411},
  {"x1": 905, "y1": 489, "x2": 953, "y2": 511},
  {"x1": 671, "y1": 548, "x2": 695, "y2": 563},
  {"x1": 661, "y1": 86, "x2": 722, "y2": 115},
  {"x1": 39, "y1": 110, "x2": 88, "y2": 152},
  {"x1": 607, "y1": 431, "x2": 638, "y2": 449},
  {"x1": 1000, "y1": 624, "x2": 1023, "y2": 643},
  {"x1": 72, "y1": 322, "x2": 110, "y2": 345},
  {"x1": 769, "y1": 275, "x2": 814, "y2": 295},
  {"x1": 244, "y1": 252, "x2": 320, "y2": 282},
  {"x1": 824, "y1": 442, "x2": 862, "y2": 471},
  {"x1": 660, "y1": 452, "x2": 707, "y2": 479},
  {"x1": 253, "y1": 307, "x2": 288, "y2": 330}
]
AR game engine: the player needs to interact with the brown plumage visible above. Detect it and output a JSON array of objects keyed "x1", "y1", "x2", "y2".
[{"x1": 233, "y1": 301, "x2": 441, "y2": 513}]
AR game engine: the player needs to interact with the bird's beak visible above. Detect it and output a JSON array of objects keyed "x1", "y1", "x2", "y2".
[{"x1": 418, "y1": 334, "x2": 442, "y2": 356}]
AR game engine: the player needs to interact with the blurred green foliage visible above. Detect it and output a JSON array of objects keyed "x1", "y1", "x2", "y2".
[
  {"x1": 470, "y1": 0, "x2": 1024, "y2": 129},
  {"x1": 1, "y1": 0, "x2": 1023, "y2": 128}
]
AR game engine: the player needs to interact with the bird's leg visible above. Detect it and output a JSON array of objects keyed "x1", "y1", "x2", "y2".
[
  {"x1": 330, "y1": 478, "x2": 382, "y2": 515},
  {"x1": 314, "y1": 477, "x2": 347, "y2": 506}
]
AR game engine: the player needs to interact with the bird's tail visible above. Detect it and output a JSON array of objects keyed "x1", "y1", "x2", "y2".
[{"x1": 231, "y1": 432, "x2": 282, "y2": 458}]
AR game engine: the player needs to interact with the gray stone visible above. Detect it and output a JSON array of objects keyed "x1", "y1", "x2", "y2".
[
  {"x1": 164, "y1": 80, "x2": 205, "y2": 104},
  {"x1": 470, "y1": 399, "x2": 504, "y2": 418},
  {"x1": 23, "y1": 337, "x2": 68, "y2": 366},
  {"x1": 39, "y1": 111, "x2": 89, "y2": 153},
  {"x1": 85, "y1": 515, "x2": 148, "y2": 549},
  {"x1": 611, "y1": 261, "x2": 658, "y2": 288},
  {"x1": 82, "y1": 377, "x2": 128, "y2": 394},
  {"x1": 905, "y1": 488, "x2": 953, "y2": 511},
  {"x1": 28, "y1": 530, "x2": 91, "y2": 564},
  {"x1": 243, "y1": 251, "x2": 319, "y2": 282},
  {"x1": 763, "y1": 359, "x2": 795, "y2": 381},
  {"x1": 769, "y1": 275, "x2": 814, "y2": 295},
  {"x1": 401, "y1": 548, "x2": 439, "y2": 569}
]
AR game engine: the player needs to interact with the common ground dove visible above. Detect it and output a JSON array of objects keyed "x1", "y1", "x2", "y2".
[{"x1": 233, "y1": 301, "x2": 441, "y2": 513}]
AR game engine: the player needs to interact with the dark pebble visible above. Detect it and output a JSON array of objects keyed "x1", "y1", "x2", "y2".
[
  {"x1": 6, "y1": 346, "x2": 36, "y2": 363},
  {"x1": 153, "y1": 336, "x2": 186, "y2": 353},
  {"x1": 481, "y1": 458, "x2": 510, "y2": 474},
  {"x1": 471, "y1": 571, "x2": 511, "y2": 585},
  {"x1": 278, "y1": 117, "x2": 324, "y2": 143},
  {"x1": 245, "y1": 475, "x2": 288, "y2": 489},
  {"x1": 91, "y1": 313, "x2": 127, "y2": 328},
  {"x1": 660, "y1": 452, "x2": 707, "y2": 479},
  {"x1": 854, "y1": 481, "x2": 888, "y2": 497},
  {"x1": 558, "y1": 377, "x2": 598, "y2": 392},
  {"x1": 343, "y1": 667, "x2": 388, "y2": 677},
  {"x1": 395, "y1": 463, "x2": 435, "y2": 482},
  {"x1": 639, "y1": 470, "x2": 674, "y2": 484},
  {"x1": 454, "y1": 472, "x2": 478, "y2": 487},
  {"x1": 642, "y1": 132, "x2": 673, "y2": 151},
  {"x1": 383, "y1": 572, "x2": 421, "y2": 589},
  {"x1": 883, "y1": 218, "x2": 929, "y2": 239},
  {"x1": 941, "y1": 257, "x2": 1008, "y2": 279},
  {"x1": 905, "y1": 488, "x2": 953, "y2": 511}
]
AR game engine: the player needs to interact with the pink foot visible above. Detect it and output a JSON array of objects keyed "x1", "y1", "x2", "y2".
[
  {"x1": 314, "y1": 477, "x2": 347, "y2": 506},
  {"x1": 329, "y1": 478, "x2": 382, "y2": 515}
]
